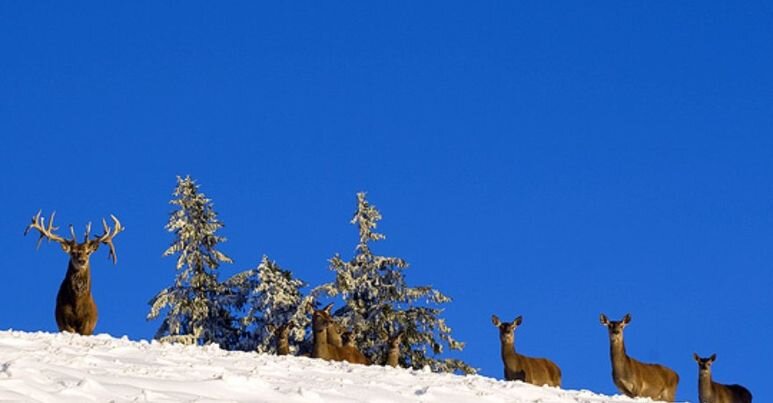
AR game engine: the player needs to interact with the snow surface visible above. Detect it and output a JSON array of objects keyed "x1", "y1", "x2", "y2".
[{"x1": 0, "y1": 330, "x2": 670, "y2": 403}]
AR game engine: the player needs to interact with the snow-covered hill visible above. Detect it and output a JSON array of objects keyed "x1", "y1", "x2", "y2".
[{"x1": 0, "y1": 330, "x2": 662, "y2": 402}]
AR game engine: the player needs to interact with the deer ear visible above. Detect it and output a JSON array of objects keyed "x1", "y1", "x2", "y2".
[
  {"x1": 622, "y1": 313, "x2": 632, "y2": 324},
  {"x1": 709, "y1": 353, "x2": 716, "y2": 362},
  {"x1": 491, "y1": 315, "x2": 501, "y2": 326},
  {"x1": 323, "y1": 303, "x2": 333, "y2": 315},
  {"x1": 513, "y1": 316, "x2": 523, "y2": 326},
  {"x1": 693, "y1": 353, "x2": 700, "y2": 362},
  {"x1": 59, "y1": 242, "x2": 71, "y2": 253},
  {"x1": 599, "y1": 314, "x2": 609, "y2": 326},
  {"x1": 88, "y1": 241, "x2": 101, "y2": 253}
]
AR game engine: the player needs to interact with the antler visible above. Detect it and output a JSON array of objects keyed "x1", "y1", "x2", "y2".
[
  {"x1": 94, "y1": 215, "x2": 124, "y2": 264},
  {"x1": 24, "y1": 211, "x2": 69, "y2": 249}
]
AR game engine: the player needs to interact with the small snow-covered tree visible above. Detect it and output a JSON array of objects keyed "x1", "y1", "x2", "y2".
[
  {"x1": 226, "y1": 255, "x2": 311, "y2": 353},
  {"x1": 147, "y1": 175, "x2": 235, "y2": 346},
  {"x1": 315, "y1": 192, "x2": 474, "y2": 374}
]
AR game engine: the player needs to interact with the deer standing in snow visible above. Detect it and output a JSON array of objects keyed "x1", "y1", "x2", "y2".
[
  {"x1": 25, "y1": 211, "x2": 123, "y2": 335},
  {"x1": 599, "y1": 313, "x2": 679, "y2": 401},
  {"x1": 269, "y1": 324, "x2": 291, "y2": 356},
  {"x1": 385, "y1": 331, "x2": 403, "y2": 368},
  {"x1": 491, "y1": 314, "x2": 561, "y2": 387},
  {"x1": 693, "y1": 353, "x2": 752, "y2": 403}
]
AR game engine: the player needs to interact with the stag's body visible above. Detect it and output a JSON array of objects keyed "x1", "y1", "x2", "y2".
[
  {"x1": 492, "y1": 315, "x2": 561, "y2": 387},
  {"x1": 694, "y1": 354, "x2": 752, "y2": 403},
  {"x1": 25, "y1": 211, "x2": 122, "y2": 336},
  {"x1": 600, "y1": 314, "x2": 679, "y2": 402},
  {"x1": 55, "y1": 258, "x2": 97, "y2": 334}
]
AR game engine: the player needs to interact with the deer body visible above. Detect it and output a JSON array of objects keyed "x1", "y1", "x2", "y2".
[
  {"x1": 492, "y1": 315, "x2": 561, "y2": 387},
  {"x1": 694, "y1": 354, "x2": 752, "y2": 403},
  {"x1": 600, "y1": 314, "x2": 679, "y2": 401},
  {"x1": 55, "y1": 259, "x2": 97, "y2": 334},
  {"x1": 25, "y1": 211, "x2": 123, "y2": 336}
]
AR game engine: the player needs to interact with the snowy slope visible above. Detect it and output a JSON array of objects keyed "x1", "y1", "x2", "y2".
[{"x1": 0, "y1": 330, "x2": 666, "y2": 403}]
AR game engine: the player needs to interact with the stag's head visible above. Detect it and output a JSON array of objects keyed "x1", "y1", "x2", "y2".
[
  {"x1": 25, "y1": 211, "x2": 123, "y2": 272},
  {"x1": 491, "y1": 314, "x2": 522, "y2": 344},
  {"x1": 600, "y1": 313, "x2": 631, "y2": 342},
  {"x1": 693, "y1": 353, "x2": 717, "y2": 374}
]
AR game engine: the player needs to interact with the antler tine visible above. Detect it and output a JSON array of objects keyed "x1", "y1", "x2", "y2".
[
  {"x1": 24, "y1": 210, "x2": 67, "y2": 248},
  {"x1": 84, "y1": 222, "x2": 92, "y2": 242},
  {"x1": 97, "y1": 214, "x2": 124, "y2": 264},
  {"x1": 23, "y1": 210, "x2": 41, "y2": 236},
  {"x1": 69, "y1": 224, "x2": 77, "y2": 242}
]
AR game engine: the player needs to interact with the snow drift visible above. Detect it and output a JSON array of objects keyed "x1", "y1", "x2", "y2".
[{"x1": 0, "y1": 330, "x2": 663, "y2": 402}]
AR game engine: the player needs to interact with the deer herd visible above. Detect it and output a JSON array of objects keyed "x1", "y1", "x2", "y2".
[{"x1": 24, "y1": 210, "x2": 752, "y2": 402}]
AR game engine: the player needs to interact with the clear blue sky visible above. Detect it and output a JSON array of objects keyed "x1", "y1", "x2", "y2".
[{"x1": 1, "y1": 2, "x2": 771, "y2": 402}]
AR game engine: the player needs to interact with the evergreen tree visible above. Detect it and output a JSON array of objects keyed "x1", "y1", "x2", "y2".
[
  {"x1": 147, "y1": 175, "x2": 235, "y2": 346},
  {"x1": 315, "y1": 192, "x2": 475, "y2": 374},
  {"x1": 226, "y1": 255, "x2": 311, "y2": 353}
]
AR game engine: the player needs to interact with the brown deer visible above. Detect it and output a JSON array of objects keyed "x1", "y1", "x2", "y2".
[
  {"x1": 491, "y1": 314, "x2": 562, "y2": 387},
  {"x1": 311, "y1": 304, "x2": 369, "y2": 365},
  {"x1": 340, "y1": 330, "x2": 370, "y2": 365},
  {"x1": 269, "y1": 323, "x2": 291, "y2": 356},
  {"x1": 311, "y1": 304, "x2": 341, "y2": 361},
  {"x1": 385, "y1": 331, "x2": 403, "y2": 368},
  {"x1": 600, "y1": 313, "x2": 679, "y2": 401},
  {"x1": 693, "y1": 353, "x2": 752, "y2": 403},
  {"x1": 25, "y1": 211, "x2": 123, "y2": 336}
]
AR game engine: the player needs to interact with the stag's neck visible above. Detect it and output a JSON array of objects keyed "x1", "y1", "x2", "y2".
[
  {"x1": 698, "y1": 371, "x2": 714, "y2": 402},
  {"x1": 609, "y1": 337, "x2": 630, "y2": 375},
  {"x1": 66, "y1": 261, "x2": 92, "y2": 296}
]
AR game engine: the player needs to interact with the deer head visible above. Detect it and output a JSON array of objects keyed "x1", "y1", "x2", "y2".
[
  {"x1": 388, "y1": 331, "x2": 403, "y2": 349},
  {"x1": 25, "y1": 211, "x2": 123, "y2": 271},
  {"x1": 693, "y1": 353, "x2": 717, "y2": 374},
  {"x1": 491, "y1": 314, "x2": 523, "y2": 345},
  {"x1": 600, "y1": 313, "x2": 631, "y2": 343},
  {"x1": 312, "y1": 303, "x2": 334, "y2": 335}
]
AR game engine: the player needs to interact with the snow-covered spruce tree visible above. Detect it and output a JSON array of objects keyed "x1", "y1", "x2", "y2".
[
  {"x1": 314, "y1": 192, "x2": 474, "y2": 374},
  {"x1": 147, "y1": 175, "x2": 236, "y2": 346},
  {"x1": 225, "y1": 255, "x2": 312, "y2": 354}
]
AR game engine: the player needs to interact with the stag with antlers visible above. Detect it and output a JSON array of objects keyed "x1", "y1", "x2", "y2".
[{"x1": 25, "y1": 211, "x2": 123, "y2": 335}]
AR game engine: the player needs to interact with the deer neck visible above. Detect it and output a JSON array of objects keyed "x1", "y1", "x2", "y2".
[
  {"x1": 698, "y1": 371, "x2": 713, "y2": 401},
  {"x1": 276, "y1": 335, "x2": 290, "y2": 355},
  {"x1": 66, "y1": 260, "x2": 92, "y2": 296},
  {"x1": 312, "y1": 327, "x2": 330, "y2": 358},
  {"x1": 609, "y1": 336, "x2": 630, "y2": 375},
  {"x1": 327, "y1": 324, "x2": 343, "y2": 347},
  {"x1": 387, "y1": 346, "x2": 400, "y2": 367},
  {"x1": 500, "y1": 337, "x2": 519, "y2": 363}
]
